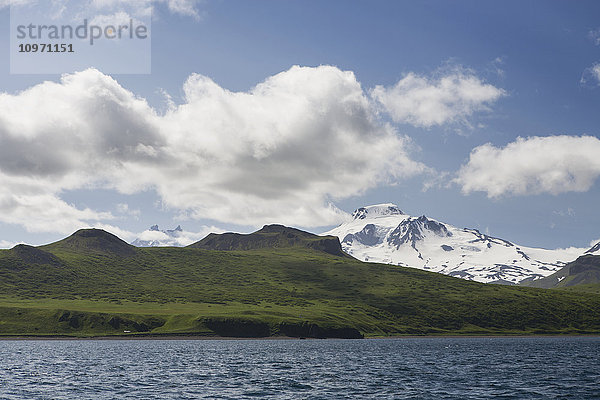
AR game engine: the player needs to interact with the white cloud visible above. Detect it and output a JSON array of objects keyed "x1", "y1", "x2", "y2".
[
  {"x1": 90, "y1": 223, "x2": 139, "y2": 242},
  {"x1": 89, "y1": 11, "x2": 139, "y2": 27},
  {"x1": 89, "y1": 0, "x2": 202, "y2": 20},
  {"x1": 0, "y1": 239, "x2": 20, "y2": 249},
  {"x1": 0, "y1": 181, "x2": 115, "y2": 234},
  {"x1": 157, "y1": 0, "x2": 201, "y2": 19},
  {"x1": 154, "y1": 66, "x2": 427, "y2": 226},
  {"x1": 456, "y1": 135, "x2": 600, "y2": 197},
  {"x1": 0, "y1": 66, "x2": 428, "y2": 233},
  {"x1": 371, "y1": 68, "x2": 505, "y2": 128},
  {"x1": 116, "y1": 203, "x2": 140, "y2": 218},
  {"x1": 581, "y1": 63, "x2": 600, "y2": 86},
  {"x1": 86, "y1": 0, "x2": 201, "y2": 19}
]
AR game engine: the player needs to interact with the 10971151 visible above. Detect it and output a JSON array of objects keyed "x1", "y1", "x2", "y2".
[{"x1": 18, "y1": 43, "x2": 74, "y2": 53}]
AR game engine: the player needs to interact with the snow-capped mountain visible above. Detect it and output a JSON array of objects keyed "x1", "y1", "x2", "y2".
[
  {"x1": 324, "y1": 204, "x2": 585, "y2": 285},
  {"x1": 131, "y1": 225, "x2": 185, "y2": 247},
  {"x1": 132, "y1": 225, "x2": 226, "y2": 247}
]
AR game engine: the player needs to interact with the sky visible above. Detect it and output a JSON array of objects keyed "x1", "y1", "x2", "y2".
[{"x1": 0, "y1": 0, "x2": 599, "y2": 250}]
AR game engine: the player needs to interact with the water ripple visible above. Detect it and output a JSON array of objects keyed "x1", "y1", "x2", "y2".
[{"x1": 1, "y1": 337, "x2": 599, "y2": 399}]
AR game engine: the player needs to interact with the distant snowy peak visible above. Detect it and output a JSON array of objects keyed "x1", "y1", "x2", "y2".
[
  {"x1": 132, "y1": 225, "x2": 185, "y2": 247},
  {"x1": 326, "y1": 204, "x2": 585, "y2": 285},
  {"x1": 352, "y1": 203, "x2": 404, "y2": 220},
  {"x1": 168, "y1": 225, "x2": 183, "y2": 234}
]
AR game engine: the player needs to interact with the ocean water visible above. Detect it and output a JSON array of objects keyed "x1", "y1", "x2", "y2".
[{"x1": 1, "y1": 337, "x2": 599, "y2": 399}]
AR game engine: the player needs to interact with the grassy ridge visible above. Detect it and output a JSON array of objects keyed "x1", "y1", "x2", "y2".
[{"x1": 1, "y1": 229, "x2": 600, "y2": 337}]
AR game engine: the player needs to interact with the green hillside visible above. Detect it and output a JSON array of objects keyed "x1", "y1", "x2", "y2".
[
  {"x1": 522, "y1": 255, "x2": 600, "y2": 294},
  {"x1": 189, "y1": 224, "x2": 349, "y2": 258},
  {"x1": 1, "y1": 227, "x2": 600, "y2": 337}
]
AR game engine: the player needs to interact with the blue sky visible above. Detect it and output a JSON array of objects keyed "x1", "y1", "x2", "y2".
[{"x1": 0, "y1": 0, "x2": 599, "y2": 249}]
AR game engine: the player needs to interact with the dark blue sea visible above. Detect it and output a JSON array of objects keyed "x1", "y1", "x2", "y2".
[{"x1": 1, "y1": 337, "x2": 599, "y2": 399}]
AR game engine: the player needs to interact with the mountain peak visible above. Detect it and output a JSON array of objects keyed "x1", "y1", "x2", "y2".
[
  {"x1": 258, "y1": 224, "x2": 310, "y2": 235},
  {"x1": 45, "y1": 228, "x2": 136, "y2": 257},
  {"x1": 325, "y1": 204, "x2": 585, "y2": 285},
  {"x1": 166, "y1": 225, "x2": 183, "y2": 235},
  {"x1": 132, "y1": 225, "x2": 186, "y2": 247},
  {"x1": 352, "y1": 204, "x2": 404, "y2": 220},
  {"x1": 388, "y1": 215, "x2": 452, "y2": 249}
]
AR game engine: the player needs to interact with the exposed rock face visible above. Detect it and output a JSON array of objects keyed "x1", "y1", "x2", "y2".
[
  {"x1": 279, "y1": 322, "x2": 363, "y2": 339},
  {"x1": 203, "y1": 318, "x2": 271, "y2": 338},
  {"x1": 388, "y1": 216, "x2": 452, "y2": 249},
  {"x1": 343, "y1": 224, "x2": 382, "y2": 247},
  {"x1": 202, "y1": 318, "x2": 363, "y2": 339},
  {"x1": 586, "y1": 242, "x2": 600, "y2": 255}
]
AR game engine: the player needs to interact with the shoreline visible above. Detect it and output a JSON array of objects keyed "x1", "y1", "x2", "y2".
[{"x1": 2, "y1": 333, "x2": 600, "y2": 341}]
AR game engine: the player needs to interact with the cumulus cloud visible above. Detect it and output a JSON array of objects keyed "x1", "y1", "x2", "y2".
[
  {"x1": 0, "y1": 190, "x2": 113, "y2": 234},
  {"x1": 371, "y1": 69, "x2": 505, "y2": 128},
  {"x1": 455, "y1": 135, "x2": 600, "y2": 197},
  {"x1": 155, "y1": 66, "x2": 427, "y2": 226},
  {"x1": 0, "y1": 66, "x2": 428, "y2": 233}
]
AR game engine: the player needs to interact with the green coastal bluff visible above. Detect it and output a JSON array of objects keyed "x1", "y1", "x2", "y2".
[{"x1": 1, "y1": 225, "x2": 600, "y2": 338}]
